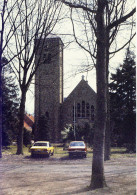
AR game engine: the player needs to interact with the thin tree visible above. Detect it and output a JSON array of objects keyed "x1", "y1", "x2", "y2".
[
  {"x1": 6, "y1": 0, "x2": 62, "y2": 154},
  {"x1": 0, "y1": 0, "x2": 25, "y2": 158},
  {"x1": 59, "y1": 0, "x2": 136, "y2": 189}
]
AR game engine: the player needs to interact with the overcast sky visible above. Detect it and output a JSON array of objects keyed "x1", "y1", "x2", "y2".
[{"x1": 25, "y1": 1, "x2": 136, "y2": 115}]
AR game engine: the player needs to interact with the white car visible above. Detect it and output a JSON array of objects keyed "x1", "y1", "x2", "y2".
[{"x1": 68, "y1": 141, "x2": 87, "y2": 158}]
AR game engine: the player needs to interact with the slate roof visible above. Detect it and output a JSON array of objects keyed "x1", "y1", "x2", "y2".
[{"x1": 64, "y1": 77, "x2": 96, "y2": 103}]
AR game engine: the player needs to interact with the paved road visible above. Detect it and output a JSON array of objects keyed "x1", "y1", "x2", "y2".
[{"x1": 0, "y1": 155, "x2": 136, "y2": 195}]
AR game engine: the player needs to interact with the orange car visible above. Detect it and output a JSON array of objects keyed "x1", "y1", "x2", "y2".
[{"x1": 68, "y1": 141, "x2": 87, "y2": 158}]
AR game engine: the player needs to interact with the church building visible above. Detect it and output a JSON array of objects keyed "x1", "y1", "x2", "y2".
[{"x1": 35, "y1": 37, "x2": 96, "y2": 142}]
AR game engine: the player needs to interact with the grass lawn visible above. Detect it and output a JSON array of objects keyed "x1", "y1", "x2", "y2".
[{"x1": 2, "y1": 145, "x2": 135, "y2": 159}]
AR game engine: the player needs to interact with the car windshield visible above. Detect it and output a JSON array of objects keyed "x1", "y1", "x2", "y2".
[
  {"x1": 33, "y1": 143, "x2": 48, "y2": 146},
  {"x1": 70, "y1": 142, "x2": 85, "y2": 147}
]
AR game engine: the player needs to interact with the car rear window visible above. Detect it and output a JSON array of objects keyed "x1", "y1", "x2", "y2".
[
  {"x1": 70, "y1": 142, "x2": 85, "y2": 147},
  {"x1": 33, "y1": 143, "x2": 48, "y2": 146}
]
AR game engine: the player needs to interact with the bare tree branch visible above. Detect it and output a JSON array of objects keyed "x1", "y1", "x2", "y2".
[
  {"x1": 107, "y1": 8, "x2": 136, "y2": 30},
  {"x1": 110, "y1": 32, "x2": 136, "y2": 55},
  {"x1": 57, "y1": 0, "x2": 96, "y2": 13}
]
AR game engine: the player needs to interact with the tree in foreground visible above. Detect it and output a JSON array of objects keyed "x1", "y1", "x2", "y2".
[
  {"x1": 60, "y1": 0, "x2": 136, "y2": 189},
  {"x1": 109, "y1": 49, "x2": 136, "y2": 152},
  {"x1": 6, "y1": 0, "x2": 62, "y2": 155},
  {"x1": 0, "y1": 0, "x2": 22, "y2": 157}
]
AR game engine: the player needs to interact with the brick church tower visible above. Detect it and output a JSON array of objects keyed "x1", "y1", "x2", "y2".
[{"x1": 35, "y1": 37, "x2": 63, "y2": 142}]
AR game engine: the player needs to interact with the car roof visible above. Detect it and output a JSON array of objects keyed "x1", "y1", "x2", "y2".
[
  {"x1": 70, "y1": 141, "x2": 85, "y2": 143},
  {"x1": 34, "y1": 141, "x2": 49, "y2": 143}
]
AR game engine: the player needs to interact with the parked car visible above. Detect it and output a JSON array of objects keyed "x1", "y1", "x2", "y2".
[
  {"x1": 30, "y1": 141, "x2": 54, "y2": 157},
  {"x1": 68, "y1": 141, "x2": 87, "y2": 158}
]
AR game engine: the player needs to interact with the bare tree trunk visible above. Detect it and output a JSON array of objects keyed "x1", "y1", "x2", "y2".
[
  {"x1": 104, "y1": 31, "x2": 111, "y2": 161},
  {"x1": 61, "y1": 0, "x2": 135, "y2": 189},
  {"x1": 104, "y1": 91, "x2": 111, "y2": 160},
  {"x1": 0, "y1": 60, "x2": 2, "y2": 158},
  {"x1": 16, "y1": 89, "x2": 26, "y2": 155},
  {"x1": 90, "y1": 0, "x2": 107, "y2": 189},
  {"x1": 0, "y1": 0, "x2": 7, "y2": 158},
  {"x1": 104, "y1": 87, "x2": 111, "y2": 160}
]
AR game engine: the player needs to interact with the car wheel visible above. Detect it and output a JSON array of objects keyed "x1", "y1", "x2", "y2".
[
  {"x1": 31, "y1": 153, "x2": 34, "y2": 158},
  {"x1": 48, "y1": 151, "x2": 51, "y2": 157},
  {"x1": 51, "y1": 150, "x2": 54, "y2": 156}
]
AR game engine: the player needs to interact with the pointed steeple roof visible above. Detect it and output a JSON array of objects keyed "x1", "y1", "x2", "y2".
[{"x1": 64, "y1": 77, "x2": 96, "y2": 103}]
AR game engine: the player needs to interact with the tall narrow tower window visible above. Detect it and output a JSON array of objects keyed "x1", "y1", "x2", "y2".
[
  {"x1": 43, "y1": 53, "x2": 51, "y2": 63},
  {"x1": 86, "y1": 103, "x2": 90, "y2": 117},
  {"x1": 91, "y1": 105, "x2": 94, "y2": 122},
  {"x1": 45, "y1": 111, "x2": 49, "y2": 119},
  {"x1": 82, "y1": 101, "x2": 85, "y2": 117}
]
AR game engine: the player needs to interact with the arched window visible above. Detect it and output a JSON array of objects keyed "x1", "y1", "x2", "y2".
[
  {"x1": 91, "y1": 105, "x2": 94, "y2": 122},
  {"x1": 86, "y1": 103, "x2": 90, "y2": 117},
  {"x1": 77, "y1": 103, "x2": 81, "y2": 117},
  {"x1": 91, "y1": 105, "x2": 94, "y2": 112},
  {"x1": 82, "y1": 101, "x2": 85, "y2": 117},
  {"x1": 91, "y1": 114, "x2": 94, "y2": 122}
]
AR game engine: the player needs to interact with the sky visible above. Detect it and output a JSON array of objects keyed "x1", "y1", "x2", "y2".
[
  {"x1": 25, "y1": 1, "x2": 136, "y2": 115},
  {"x1": 25, "y1": 39, "x2": 135, "y2": 115}
]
